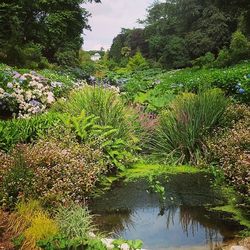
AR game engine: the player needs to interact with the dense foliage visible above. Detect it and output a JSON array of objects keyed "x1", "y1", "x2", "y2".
[
  {"x1": 0, "y1": 112, "x2": 62, "y2": 151},
  {"x1": 109, "y1": 0, "x2": 250, "y2": 69},
  {"x1": 121, "y1": 61, "x2": 250, "y2": 109},
  {"x1": 150, "y1": 89, "x2": 228, "y2": 164},
  {"x1": 207, "y1": 104, "x2": 250, "y2": 200},
  {"x1": 1, "y1": 0, "x2": 250, "y2": 246},
  {"x1": 0, "y1": 0, "x2": 100, "y2": 67}
]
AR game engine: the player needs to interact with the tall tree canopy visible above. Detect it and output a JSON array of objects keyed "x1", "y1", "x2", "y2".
[
  {"x1": 109, "y1": 28, "x2": 148, "y2": 64},
  {"x1": 109, "y1": 0, "x2": 250, "y2": 69},
  {"x1": 0, "y1": 0, "x2": 100, "y2": 67}
]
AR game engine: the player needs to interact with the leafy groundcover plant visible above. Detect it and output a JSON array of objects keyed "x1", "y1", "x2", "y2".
[{"x1": 0, "y1": 112, "x2": 62, "y2": 152}]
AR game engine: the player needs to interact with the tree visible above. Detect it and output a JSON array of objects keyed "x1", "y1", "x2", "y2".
[
  {"x1": 160, "y1": 36, "x2": 190, "y2": 69},
  {"x1": 109, "y1": 32, "x2": 127, "y2": 63},
  {"x1": 127, "y1": 51, "x2": 148, "y2": 71},
  {"x1": 230, "y1": 31, "x2": 250, "y2": 62},
  {"x1": 0, "y1": 0, "x2": 101, "y2": 67}
]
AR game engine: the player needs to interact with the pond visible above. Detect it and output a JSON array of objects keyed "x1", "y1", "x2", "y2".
[{"x1": 90, "y1": 173, "x2": 244, "y2": 250}]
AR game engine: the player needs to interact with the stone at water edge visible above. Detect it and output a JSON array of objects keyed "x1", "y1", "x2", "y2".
[
  {"x1": 101, "y1": 238, "x2": 114, "y2": 249},
  {"x1": 230, "y1": 246, "x2": 249, "y2": 250}
]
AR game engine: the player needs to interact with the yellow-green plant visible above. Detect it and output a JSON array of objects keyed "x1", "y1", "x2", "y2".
[
  {"x1": 8, "y1": 200, "x2": 42, "y2": 237},
  {"x1": 8, "y1": 200, "x2": 59, "y2": 250},
  {"x1": 23, "y1": 212, "x2": 59, "y2": 250}
]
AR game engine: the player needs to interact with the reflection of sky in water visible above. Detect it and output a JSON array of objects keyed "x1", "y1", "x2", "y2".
[
  {"x1": 117, "y1": 207, "x2": 222, "y2": 250},
  {"x1": 91, "y1": 175, "x2": 242, "y2": 250}
]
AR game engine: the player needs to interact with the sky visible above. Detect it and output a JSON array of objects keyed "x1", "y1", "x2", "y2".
[{"x1": 83, "y1": 0, "x2": 155, "y2": 51}]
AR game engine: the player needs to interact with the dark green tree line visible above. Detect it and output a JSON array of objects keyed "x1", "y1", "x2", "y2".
[
  {"x1": 0, "y1": 0, "x2": 100, "y2": 67},
  {"x1": 109, "y1": 0, "x2": 250, "y2": 69}
]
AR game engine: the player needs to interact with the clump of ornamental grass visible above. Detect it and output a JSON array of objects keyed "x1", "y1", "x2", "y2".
[
  {"x1": 52, "y1": 86, "x2": 138, "y2": 141},
  {"x1": 55, "y1": 204, "x2": 95, "y2": 242},
  {"x1": 8, "y1": 200, "x2": 42, "y2": 237},
  {"x1": 7, "y1": 200, "x2": 59, "y2": 250},
  {"x1": 150, "y1": 88, "x2": 228, "y2": 164},
  {"x1": 22, "y1": 212, "x2": 59, "y2": 250}
]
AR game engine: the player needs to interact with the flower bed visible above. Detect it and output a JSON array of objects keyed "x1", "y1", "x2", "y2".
[{"x1": 0, "y1": 66, "x2": 86, "y2": 118}]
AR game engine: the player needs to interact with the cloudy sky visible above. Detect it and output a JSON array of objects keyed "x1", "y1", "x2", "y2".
[{"x1": 83, "y1": 0, "x2": 155, "y2": 51}]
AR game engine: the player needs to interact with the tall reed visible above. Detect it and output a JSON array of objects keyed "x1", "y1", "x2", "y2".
[{"x1": 150, "y1": 88, "x2": 228, "y2": 164}]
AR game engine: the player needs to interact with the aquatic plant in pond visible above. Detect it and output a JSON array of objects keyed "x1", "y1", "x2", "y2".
[{"x1": 147, "y1": 175, "x2": 166, "y2": 206}]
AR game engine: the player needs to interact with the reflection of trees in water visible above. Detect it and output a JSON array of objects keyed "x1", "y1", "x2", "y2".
[
  {"x1": 164, "y1": 205, "x2": 223, "y2": 249},
  {"x1": 95, "y1": 204, "x2": 237, "y2": 249},
  {"x1": 94, "y1": 209, "x2": 135, "y2": 236}
]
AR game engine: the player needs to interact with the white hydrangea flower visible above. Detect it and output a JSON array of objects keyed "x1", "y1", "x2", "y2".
[
  {"x1": 47, "y1": 92, "x2": 55, "y2": 104},
  {"x1": 7, "y1": 82, "x2": 13, "y2": 88}
]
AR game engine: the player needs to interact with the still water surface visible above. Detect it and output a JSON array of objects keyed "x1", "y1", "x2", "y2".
[{"x1": 90, "y1": 174, "x2": 243, "y2": 250}]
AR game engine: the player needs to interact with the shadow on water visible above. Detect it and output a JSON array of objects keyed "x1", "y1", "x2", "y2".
[{"x1": 90, "y1": 173, "x2": 244, "y2": 250}]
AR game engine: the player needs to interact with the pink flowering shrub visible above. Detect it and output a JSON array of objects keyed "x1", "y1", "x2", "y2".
[
  {"x1": 0, "y1": 133, "x2": 108, "y2": 207},
  {"x1": 206, "y1": 104, "x2": 250, "y2": 197}
]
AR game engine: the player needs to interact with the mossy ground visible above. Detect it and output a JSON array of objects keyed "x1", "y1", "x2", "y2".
[{"x1": 120, "y1": 162, "x2": 206, "y2": 181}]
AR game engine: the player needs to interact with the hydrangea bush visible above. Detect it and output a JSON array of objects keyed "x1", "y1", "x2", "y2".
[{"x1": 0, "y1": 66, "x2": 87, "y2": 118}]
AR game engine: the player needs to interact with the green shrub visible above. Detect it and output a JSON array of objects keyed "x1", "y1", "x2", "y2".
[
  {"x1": 192, "y1": 52, "x2": 215, "y2": 68},
  {"x1": 0, "y1": 152, "x2": 34, "y2": 208},
  {"x1": 20, "y1": 43, "x2": 49, "y2": 69},
  {"x1": 126, "y1": 51, "x2": 148, "y2": 72},
  {"x1": 38, "y1": 235, "x2": 108, "y2": 250},
  {"x1": 150, "y1": 89, "x2": 228, "y2": 164},
  {"x1": 230, "y1": 31, "x2": 250, "y2": 63},
  {"x1": 215, "y1": 31, "x2": 250, "y2": 67},
  {"x1": 53, "y1": 86, "x2": 138, "y2": 141},
  {"x1": 55, "y1": 50, "x2": 79, "y2": 67},
  {"x1": 0, "y1": 112, "x2": 62, "y2": 152},
  {"x1": 215, "y1": 48, "x2": 232, "y2": 68},
  {"x1": 20, "y1": 134, "x2": 107, "y2": 204}
]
